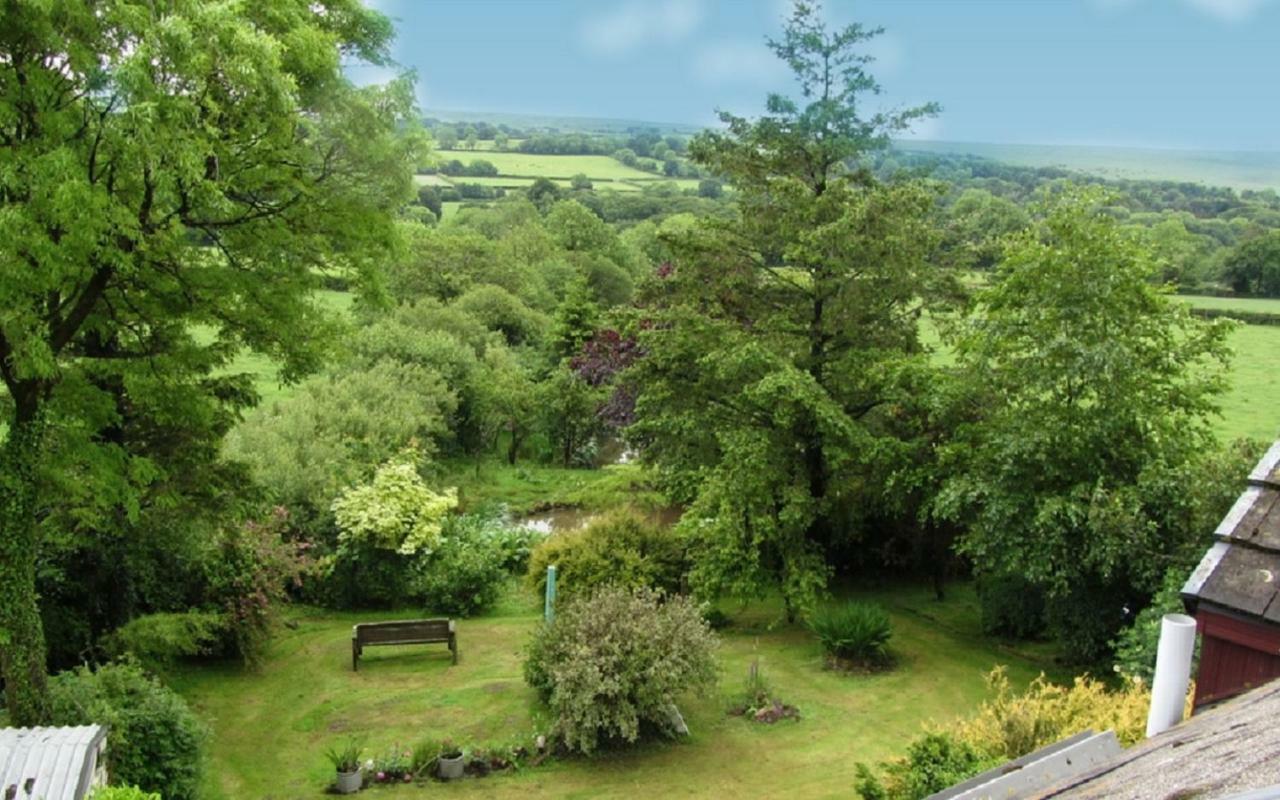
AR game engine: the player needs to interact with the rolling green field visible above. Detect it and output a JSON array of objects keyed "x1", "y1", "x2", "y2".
[
  {"x1": 898, "y1": 140, "x2": 1280, "y2": 192},
  {"x1": 171, "y1": 581, "x2": 1054, "y2": 800},
  {"x1": 1178, "y1": 294, "x2": 1280, "y2": 314},
  {"x1": 1216, "y1": 323, "x2": 1280, "y2": 442},
  {"x1": 435, "y1": 150, "x2": 657, "y2": 182}
]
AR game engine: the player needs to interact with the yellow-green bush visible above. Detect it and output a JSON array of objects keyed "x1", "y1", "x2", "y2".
[
  {"x1": 955, "y1": 667, "x2": 1152, "y2": 753},
  {"x1": 526, "y1": 510, "x2": 686, "y2": 598},
  {"x1": 855, "y1": 667, "x2": 1178, "y2": 800}
]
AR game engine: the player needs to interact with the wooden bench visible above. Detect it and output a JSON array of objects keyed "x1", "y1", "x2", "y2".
[{"x1": 351, "y1": 619, "x2": 457, "y2": 670}]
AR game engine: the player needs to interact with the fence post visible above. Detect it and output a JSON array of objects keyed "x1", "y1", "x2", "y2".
[{"x1": 544, "y1": 565, "x2": 558, "y2": 624}]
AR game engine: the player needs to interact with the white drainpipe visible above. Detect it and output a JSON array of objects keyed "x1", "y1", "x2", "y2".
[{"x1": 1145, "y1": 613, "x2": 1198, "y2": 737}]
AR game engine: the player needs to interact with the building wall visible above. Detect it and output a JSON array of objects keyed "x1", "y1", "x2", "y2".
[{"x1": 1194, "y1": 607, "x2": 1280, "y2": 708}]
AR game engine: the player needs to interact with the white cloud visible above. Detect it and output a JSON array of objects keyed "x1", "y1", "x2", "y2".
[
  {"x1": 580, "y1": 0, "x2": 705, "y2": 57},
  {"x1": 896, "y1": 114, "x2": 943, "y2": 142},
  {"x1": 1182, "y1": 0, "x2": 1273, "y2": 21},
  {"x1": 1089, "y1": 0, "x2": 1275, "y2": 21},
  {"x1": 692, "y1": 39, "x2": 789, "y2": 87},
  {"x1": 347, "y1": 63, "x2": 400, "y2": 88}
]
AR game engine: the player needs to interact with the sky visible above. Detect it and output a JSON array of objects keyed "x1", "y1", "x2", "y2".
[{"x1": 352, "y1": 0, "x2": 1280, "y2": 152}]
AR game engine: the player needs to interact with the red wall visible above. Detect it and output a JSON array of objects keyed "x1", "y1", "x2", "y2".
[{"x1": 1194, "y1": 608, "x2": 1280, "y2": 708}]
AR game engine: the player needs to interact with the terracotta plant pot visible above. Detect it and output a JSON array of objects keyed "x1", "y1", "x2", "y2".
[
  {"x1": 335, "y1": 768, "x2": 363, "y2": 794},
  {"x1": 437, "y1": 752, "x2": 465, "y2": 781}
]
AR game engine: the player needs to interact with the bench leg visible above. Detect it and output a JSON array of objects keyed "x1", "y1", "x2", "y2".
[
  {"x1": 450, "y1": 635, "x2": 458, "y2": 665},
  {"x1": 352, "y1": 641, "x2": 360, "y2": 672}
]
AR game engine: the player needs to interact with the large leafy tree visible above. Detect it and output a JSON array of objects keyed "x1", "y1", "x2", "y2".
[
  {"x1": 630, "y1": 1, "x2": 946, "y2": 615},
  {"x1": 935, "y1": 188, "x2": 1233, "y2": 662},
  {"x1": 0, "y1": 0, "x2": 419, "y2": 723}
]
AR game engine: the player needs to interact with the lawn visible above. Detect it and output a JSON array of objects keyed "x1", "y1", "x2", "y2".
[
  {"x1": 170, "y1": 581, "x2": 1055, "y2": 800},
  {"x1": 1217, "y1": 323, "x2": 1280, "y2": 442},
  {"x1": 434, "y1": 150, "x2": 657, "y2": 182}
]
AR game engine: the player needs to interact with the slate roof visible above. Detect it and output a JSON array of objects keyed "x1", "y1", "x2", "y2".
[
  {"x1": 0, "y1": 726, "x2": 107, "y2": 800},
  {"x1": 1183, "y1": 440, "x2": 1280, "y2": 621}
]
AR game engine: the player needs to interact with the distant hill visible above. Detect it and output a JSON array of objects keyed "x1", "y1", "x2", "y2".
[
  {"x1": 422, "y1": 108, "x2": 703, "y2": 137},
  {"x1": 893, "y1": 140, "x2": 1280, "y2": 193},
  {"x1": 423, "y1": 109, "x2": 1280, "y2": 192}
]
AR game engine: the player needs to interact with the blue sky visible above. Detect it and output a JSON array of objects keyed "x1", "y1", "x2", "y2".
[{"x1": 354, "y1": 0, "x2": 1280, "y2": 152}]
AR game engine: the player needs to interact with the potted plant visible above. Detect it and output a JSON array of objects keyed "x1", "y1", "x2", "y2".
[
  {"x1": 437, "y1": 740, "x2": 465, "y2": 781},
  {"x1": 325, "y1": 738, "x2": 365, "y2": 794}
]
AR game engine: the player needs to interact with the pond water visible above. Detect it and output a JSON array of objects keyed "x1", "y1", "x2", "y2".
[{"x1": 517, "y1": 505, "x2": 682, "y2": 535}]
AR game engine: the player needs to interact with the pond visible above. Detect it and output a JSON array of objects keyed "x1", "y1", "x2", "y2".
[{"x1": 517, "y1": 505, "x2": 683, "y2": 535}]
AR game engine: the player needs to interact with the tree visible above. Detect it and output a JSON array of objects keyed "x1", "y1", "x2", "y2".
[
  {"x1": 494, "y1": 131, "x2": 510, "y2": 151},
  {"x1": 570, "y1": 173, "x2": 593, "y2": 191},
  {"x1": 697, "y1": 179, "x2": 724, "y2": 199},
  {"x1": 436, "y1": 125, "x2": 459, "y2": 149},
  {"x1": 1221, "y1": 229, "x2": 1280, "y2": 296},
  {"x1": 464, "y1": 129, "x2": 479, "y2": 151},
  {"x1": 0, "y1": 0, "x2": 418, "y2": 722},
  {"x1": 631, "y1": 1, "x2": 942, "y2": 615},
  {"x1": 476, "y1": 345, "x2": 539, "y2": 465},
  {"x1": 934, "y1": 188, "x2": 1233, "y2": 662},
  {"x1": 540, "y1": 366, "x2": 606, "y2": 467}
]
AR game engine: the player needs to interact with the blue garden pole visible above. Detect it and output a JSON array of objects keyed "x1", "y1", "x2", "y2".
[{"x1": 544, "y1": 564, "x2": 558, "y2": 624}]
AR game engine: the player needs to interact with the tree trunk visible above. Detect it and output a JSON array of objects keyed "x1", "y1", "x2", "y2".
[
  {"x1": 506, "y1": 429, "x2": 519, "y2": 466},
  {"x1": 0, "y1": 401, "x2": 52, "y2": 725}
]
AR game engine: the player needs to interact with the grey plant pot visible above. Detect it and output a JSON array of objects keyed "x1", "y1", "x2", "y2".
[
  {"x1": 335, "y1": 768, "x2": 363, "y2": 794},
  {"x1": 437, "y1": 753, "x2": 465, "y2": 781}
]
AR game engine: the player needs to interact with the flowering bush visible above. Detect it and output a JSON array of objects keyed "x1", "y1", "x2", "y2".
[
  {"x1": 203, "y1": 507, "x2": 312, "y2": 666},
  {"x1": 524, "y1": 586, "x2": 718, "y2": 754}
]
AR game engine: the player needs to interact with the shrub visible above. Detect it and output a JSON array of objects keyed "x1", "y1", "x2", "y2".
[
  {"x1": 523, "y1": 586, "x2": 718, "y2": 754},
  {"x1": 526, "y1": 510, "x2": 686, "y2": 598},
  {"x1": 49, "y1": 661, "x2": 206, "y2": 800},
  {"x1": 976, "y1": 573, "x2": 1046, "y2": 639},
  {"x1": 855, "y1": 732, "x2": 995, "y2": 800},
  {"x1": 101, "y1": 611, "x2": 226, "y2": 670},
  {"x1": 204, "y1": 507, "x2": 312, "y2": 666},
  {"x1": 408, "y1": 514, "x2": 508, "y2": 616},
  {"x1": 90, "y1": 788, "x2": 162, "y2": 800},
  {"x1": 955, "y1": 667, "x2": 1153, "y2": 752},
  {"x1": 808, "y1": 602, "x2": 893, "y2": 667},
  {"x1": 855, "y1": 668, "x2": 1157, "y2": 799}
]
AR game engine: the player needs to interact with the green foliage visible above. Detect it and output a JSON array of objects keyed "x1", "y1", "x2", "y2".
[
  {"x1": 937, "y1": 187, "x2": 1234, "y2": 663},
  {"x1": 1111, "y1": 566, "x2": 1192, "y2": 683},
  {"x1": 90, "y1": 788, "x2": 162, "y2": 800},
  {"x1": 808, "y1": 602, "x2": 893, "y2": 665},
  {"x1": 0, "y1": 0, "x2": 419, "y2": 720},
  {"x1": 855, "y1": 732, "x2": 994, "y2": 800},
  {"x1": 323, "y1": 737, "x2": 366, "y2": 773},
  {"x1": 527, "y1": 510, "x2": 687, "y2": 598},
  {"x1": 1222, "y1": 229, "x2": 1280, "y2": 296},
  {"x1": 203, "y1": 508, "x2": 312, "y2": 667},
  {"x1": 331, "y1": 451, "x2": 459, "y2": 556},
  {"x1": 50, "y1": 661, "x2": 206, "y2": 800},
  {"x1": 975, "y1": 574, "x2": 1046, "y2": 640},
  {"x1": 102, "y1": 612, "x2": 226, "y2": 671},
  {"x1": 408, "y1": 513, "x2": 511, "y2": 616},
  {"x1": 523, "y1": 586, "x2": 718, "y2": 754},
  {"x1": 227, "y1": 361, "x2": 456, "y2": 529},
  {"x1": 633, "y1": 3, "x2": 947, "y2": 616}
]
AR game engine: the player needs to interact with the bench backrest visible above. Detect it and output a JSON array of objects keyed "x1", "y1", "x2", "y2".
[{"x1": 355, "y1": 619, "x2": 452, "y2": 646}]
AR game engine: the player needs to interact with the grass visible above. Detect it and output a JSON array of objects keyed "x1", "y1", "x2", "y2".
[
  {"x1": 434, "y1": 150, "x2": 658, "y2": 182},
  {"x1": 170, "y1": 580, "x2": 1056, "y2": 799},
  {"x1": 1177, "y1": 294, "x2": 1280, "y2": 314},
  {"x1": 1217, "y1": 323, "x2": 1280, "y2": 442}
]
